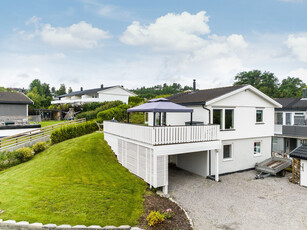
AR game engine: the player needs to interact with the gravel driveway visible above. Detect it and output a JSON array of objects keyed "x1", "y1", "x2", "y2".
[{"x1": 169, "y1": 167, "x2": 307, "y2": 230}]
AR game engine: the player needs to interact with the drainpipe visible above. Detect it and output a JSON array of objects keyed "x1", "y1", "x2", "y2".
[{"x1": 202, "y1": 103, "x2": 215, "y2": 180}]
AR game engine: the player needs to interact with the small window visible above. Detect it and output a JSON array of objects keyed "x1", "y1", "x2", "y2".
[
  {"x1": 223, "y1": 145, "x2": 232, "y2": 159},
  {"x1": 272, "y1": 137, "x2": 278, "y2": 144},
  {"x1": 254, "y1": 142, "x2": 261, "y2": 155},
  {"x1": 225, "y1": 109, "x2": 234, "y2": 129},
  {"x1": 256, "y1": 110, "x2": 263, "y2": 123}
]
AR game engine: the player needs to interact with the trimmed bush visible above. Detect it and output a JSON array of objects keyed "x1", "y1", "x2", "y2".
[
  {"x1": 76, "y1": 101, "x2": 123, "y2": 120},
  {"x1": 128, "y1": 96, "x2": 145, "y2": 107},
  {"x1": 97, "y1": 104, "x2": 129, "y2": 122},
  {"x1": 32, "y1": 142, "x2": 48, "y2": 154},
  {"x1": 0, "y1": 151, "x2": 21, "y2": 170},
  {"x1": 50, "y1": 121, "x2": 98, "y2": 144},
  {"x1": 147, "y1": 211, "x2": 165, "y2": 226},
  {"x1": 15, "y1": 147, "x2": 34, "y2": 162}
]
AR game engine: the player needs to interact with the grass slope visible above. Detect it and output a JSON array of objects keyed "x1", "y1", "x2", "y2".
[{"x1": 0, "y1": 132, "x2": 147, "y2": 226}]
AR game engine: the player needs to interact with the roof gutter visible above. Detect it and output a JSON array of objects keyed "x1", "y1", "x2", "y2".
[{"x1": 202, "y1": 103, "x2": 211, "y2": 124}]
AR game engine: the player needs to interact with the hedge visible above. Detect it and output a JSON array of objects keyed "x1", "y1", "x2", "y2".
[
  {"x1": 75, "y1": 101, "x2": 123, "y2": 120},
  {"x1": 97, "y1": 104, "x2": 130, "y2": 122},
  {"x1": 50, "y1": 121, "x2": 98, "y2": 144}
]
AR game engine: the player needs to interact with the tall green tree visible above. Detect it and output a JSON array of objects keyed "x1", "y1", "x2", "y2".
[
  {"x1": 56, "y1": 84, "x2": 66, "y2": 96},
  {"x1": 68, "y1": 87, "x2": 73, "y2": 93},
  {"x1": 29, "y1": 79, "x2": 43, "y2": 95},
  {"x1": 278, "y1": 77, "x2": 306, "y2": 98},
  {"x1": 234, "y1": 70, "x2": 279, "y2": 97}
]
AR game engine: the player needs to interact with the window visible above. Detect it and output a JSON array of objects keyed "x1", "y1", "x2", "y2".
[
  {"x1": 213, "y1": 109, "x2": 234, "y2": 130},
  {"x1": 275, "y1": 112, "x2": 283, "y2": 125},
  {"x1": 286, "y1": 113, "x2": 292, "y2": 125},
  {"x1": 272, "y1": 137, "x2": 278, "y2": 144},
  {"x1": 254, "y1": 142, "x2": 261, "y2": 155},
  {"x1": 162, "y1": 112, "x2": 167, "y2": 126},
  {"x1": 256, "y1": 110, "x2": 263, "y2": 123},
  {"x1": 223, "y1": 145, "x2": 232, "y2": 159},
  {"x1": 294, "y1": 113, "x2": 305, "y2": 125},
  {"x1": 213, "y1": 109, "x2": 223, "y2": 129},
  {"x1": 225, "y1": 109, "x2": 234, "y2": 129}
]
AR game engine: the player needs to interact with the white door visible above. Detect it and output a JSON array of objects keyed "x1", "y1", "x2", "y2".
[{"x1": 301, "y1": 160, "x2": 307, "y2": 187}]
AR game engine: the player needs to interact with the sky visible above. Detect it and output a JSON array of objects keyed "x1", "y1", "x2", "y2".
[{"x1": 1, "y1": 0, "x2": 307, "y2": 91}]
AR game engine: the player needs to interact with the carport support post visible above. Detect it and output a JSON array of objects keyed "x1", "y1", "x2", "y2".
[
  {"x1": 215, "y1": 150, "x2": 219, "y2": 182},
  {"x1": 163, "y1": 185, "x2": 168, "y2": 195}
]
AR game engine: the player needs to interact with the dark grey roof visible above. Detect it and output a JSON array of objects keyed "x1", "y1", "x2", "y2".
[
  {"x1": 58, "y1": 86, "x2": 115, "y2": 98},
  {"x1": 275, "y1": 98, "x2": 307, "y2": 111},
  {"x1": 290, "y1": 144, "x2": 307, "y2": 160},
  {"x1": 0, "y1": 92, "x2": 33, "y2": 104},
  {"x1": 167, "y1": 85, "x2": 246, "y2": 105},
  {"x1": 127, "y1": 98, "x2": 193, "y2": 113}
]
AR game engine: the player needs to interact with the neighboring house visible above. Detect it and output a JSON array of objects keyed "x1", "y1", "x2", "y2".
[
  {"x1": 0, "y1": 92, "x2": 40, "y2": 137},
  {"x1": 51, "y1": 85, "x2": 137, "y2": 105},
  {"x1": 273, "y1": 94, "x2": 307, "y2": 154},
  {"x1": 104, "y1": 84, "x2": 281, "y2": 194},
  {"x1": 0, "y1": 92, "x2": 33, "y2": 123}
]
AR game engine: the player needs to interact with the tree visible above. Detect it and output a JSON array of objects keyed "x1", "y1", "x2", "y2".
[
  {"x1": 234, "y1": 70, "x2": 279, "y2": 98},
  {"x1": 56, "y1": 84, "x2": 66, "y2": 96},
  {"x1": 27, "y1": 87, "x2": 43, "y2": 108},
  {"x1": 68, "y1": 87, "x2": 73, "y2": 93},
  {"x1": 51, "y1": 87, "x2": 56, "y2": 94},
  {"x1": 42, "y1": 83, "x2": 52, "y2": 97},
  {"x1": 29, "y1": 79, "x2": 43, "y2": 95},
  {"x1": 278, "y1": 77, "x2": 306, "y2": 98}
]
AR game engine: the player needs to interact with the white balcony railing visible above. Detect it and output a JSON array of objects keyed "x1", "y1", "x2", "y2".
[
  {"x1": 103, "y1": 121, "x2": 219, "y2": 146},
  {"x1": 274, "y1": 124, "x2": 283, "y2": 135}
]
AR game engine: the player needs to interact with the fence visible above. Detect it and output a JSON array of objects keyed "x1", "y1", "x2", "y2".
[{"x1": 0, "y1": 118, "x2": 86, "y2": 152}]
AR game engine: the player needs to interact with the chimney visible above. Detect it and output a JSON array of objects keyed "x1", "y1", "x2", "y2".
[
  {"x1": 193, "y1": 79, "x2": 196, "y2": 92},
  {"x1": 101, "y1": 84, "x2": 104, "y2": 89},
  {"x1": 80, "y1": 87, "x2": 83, "y2": 91},
  {"x1": 303, "y1": 88, "x2": 306, "y2": 98}
]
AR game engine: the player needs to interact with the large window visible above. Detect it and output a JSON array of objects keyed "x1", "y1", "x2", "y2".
[
  {"x1": 254, "y1": 142, "x2": 261, "y2": 155},
  {"x1": 223, "y1": 145, "x2": 232, "y2": 159},
  {"x1": 213, "y1": 109, "x2": 223, "y2": 129},
  {"x1": 256, "y1": 110, "x2": 263, "y2": 123},
  {"x1": 275, "y1": 112, "x2": 283, "y2": 125},
  {"x1": 225, "y1": 109, "x2": 234, "y2": 129},
  {"x1": 213, "y1": 109, "x2": 234, "y2": 130}
]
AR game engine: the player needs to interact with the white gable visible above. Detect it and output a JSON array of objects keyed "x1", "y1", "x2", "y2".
[
  {"x1": 98, "y1": 86, "x2": 136, "y2": 96},
  {"x1": 207, "y1": 86, "x2": 281, "y2": 108}
]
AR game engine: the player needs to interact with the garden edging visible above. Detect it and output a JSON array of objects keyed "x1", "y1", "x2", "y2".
[{"x1": 0, "y1": 219, "x2": 143, "y2": 230}]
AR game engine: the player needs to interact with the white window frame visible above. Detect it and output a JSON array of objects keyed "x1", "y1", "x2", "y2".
[
  {"x1": 256, "y1": 109, "x2": 263, "y2": 123},
  {"x1": 222, "y1": 144, "x2": 233, "y2": 161},
  {"x1": 254, "y1": 141, "x2": 262, "y2": 156},
  {"x1": 212, "y1": 108, "x2": 235, "y2": 130}
]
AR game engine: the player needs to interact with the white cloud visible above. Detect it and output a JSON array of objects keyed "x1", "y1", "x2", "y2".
[
  {"x1": 120, "y1": 11, "x2": 210, "y2": 52},
  {"x1": 289, "y1": 68, "x2": 307, "y2": 80},
  {"x1": 23, "y1": 18, "x2": 112, "y2": 49},
  {"x1": 285, "y1": 33, "x2": 307, "y2": 62},
  {"x1": 40, "y1": 21, "x2": 111, "y2": 49}
]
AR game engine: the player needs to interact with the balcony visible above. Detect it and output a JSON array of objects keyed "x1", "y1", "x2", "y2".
[
  {"x1": 103, "y1": 121, "x2": 220, "y2": 146},
  {"x1": 275, "y1": 124, "x2": 307, "y2": 138}
]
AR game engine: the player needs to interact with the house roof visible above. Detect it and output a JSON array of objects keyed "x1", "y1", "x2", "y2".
[
  {"x1": 167, "y1": 85, "x2": 246, "y2": 105},
  {"x1": 289, "y1": 144, "x2": 307, "y2": 160},
  {"x1": 275, "y1": 98, "x2": 307, "y2": 111},
  {"x1": 58, "y1": 86, "x2": 114, "y2": 98},
  {"x1": 127, "y1": 98, "x2": 193, "y2": 113},
  {"x1": 0, "y1": 92, "x2": 33, "y2": 104}
]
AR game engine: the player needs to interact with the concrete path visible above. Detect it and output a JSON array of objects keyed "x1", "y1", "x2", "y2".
[{"x1": 169, "y1": 167, "x2": 307, "y2": 230}]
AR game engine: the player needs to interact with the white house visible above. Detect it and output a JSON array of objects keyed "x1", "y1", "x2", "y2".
[
  {"x1": 273, "y1": 94, "x2": 307, "y2": 154},
  {"x1": 103, "y1": 84, "x2": 282, "y2": 194},
  {"x1": 51, "y1": 85, "x2": 137, "y2": 105}
]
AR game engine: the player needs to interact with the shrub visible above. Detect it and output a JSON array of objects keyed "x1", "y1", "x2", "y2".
[
  {"x1": 147, "y1": 211, "x2": 165, "y2": 226},
  {"x1": 76, "y1": 101, "x2": 123, "y2": 120},
  {"x1": 15, "y1": 147, "x2": 34, "y2": 162},
  {"x1": 0, "y1": 151, "x2": 21, "y2": 170},
  {"x1": 164, "y1": 208, "x2": 174, "y2": 219},
  {"x1": 50, "y1": 121, "x2": 98, "y2": 144},
  {"x1": 128, "y1": 96, "x2": 145, "y2": 106},
  {"x1": 96, "y1": 104, "x2": 129, "y2": 123},
  {"x1": 32, "y1": 142, "x2": 47, "y2": 154}
]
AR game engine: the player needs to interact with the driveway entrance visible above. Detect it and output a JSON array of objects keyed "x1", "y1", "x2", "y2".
[{"x1": 169, "y1": 167, "x2": 307, "y2": 230}]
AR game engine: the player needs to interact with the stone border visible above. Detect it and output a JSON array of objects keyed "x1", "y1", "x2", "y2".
[{"x1": 0, "y1": 220, "x2": 142, "y2": 230}]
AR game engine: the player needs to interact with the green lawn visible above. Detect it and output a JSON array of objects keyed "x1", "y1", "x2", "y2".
[
  {"x1": 0, "y1": 132, "x2": 147, "y2": 226},
  {"x1": 32, "y1": 120, "x2": 65, "y2": 127}
]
